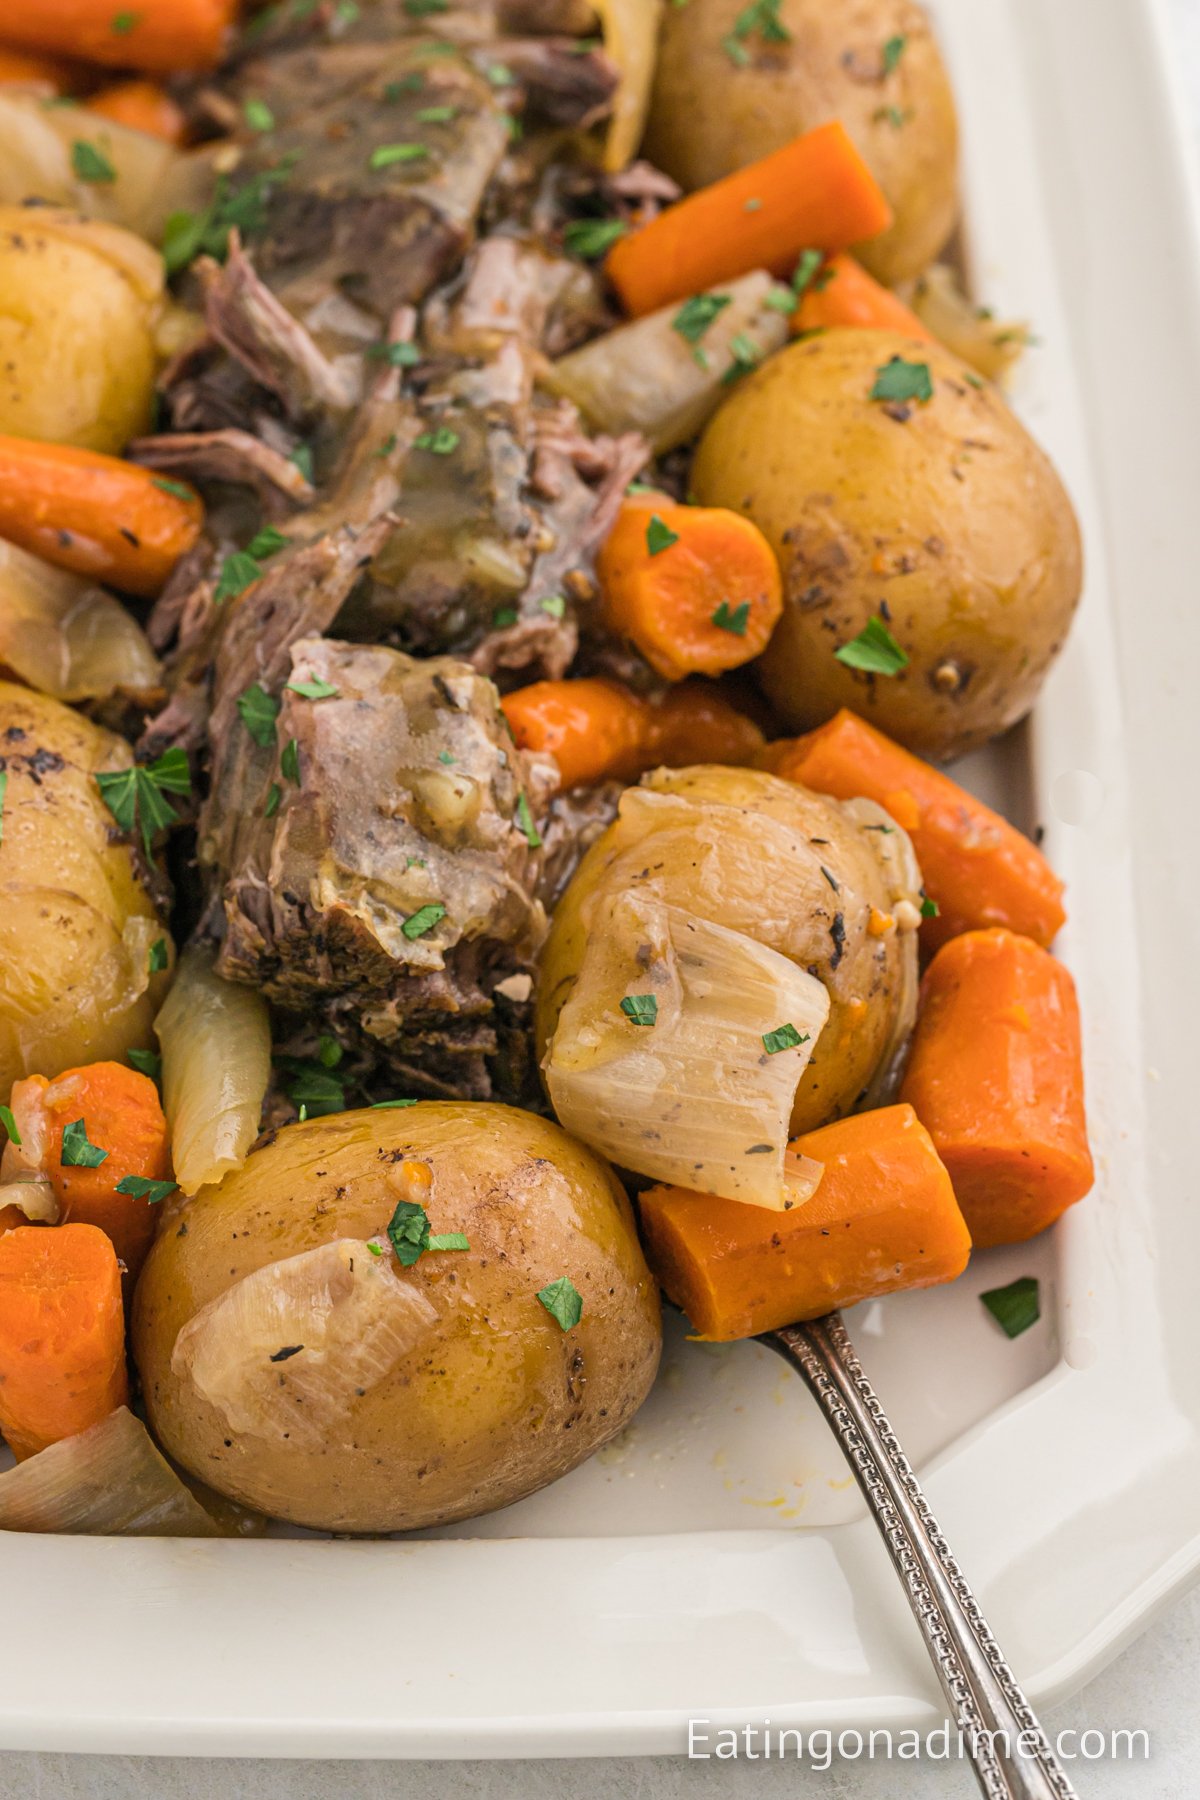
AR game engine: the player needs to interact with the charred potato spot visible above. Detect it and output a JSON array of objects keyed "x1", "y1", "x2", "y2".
[{"x1": 691, "y1": 330, "x2": 1083, "y2": 759}]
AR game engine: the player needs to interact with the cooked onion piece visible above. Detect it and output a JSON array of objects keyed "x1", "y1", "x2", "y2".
[
  {"x1": 595, "y1": 0, "x2": 663, "y2": 172},
  {"x1": 0, "y1": 1173, "x2": 58, "y2": 1225},
  {"x1": 910, "y1": 264, "x2": 1030, "y2": 385},
  {"x1": 0, "y1": 1407, "x2": 219, "y2": 1536},
  {"x1": 545, "y1": 271, "x2": 790, "y2": 453},
  {"x1": 546, "y1": 889, "x2": 829, "y2": 1208},
  {"x1": 0, "y1": 539, "x2": 161, "y2": 704},
  {"x1": 171, "y1": 1240, "x2": 439, "y2": 1447},
  {"x1": 156, "y1": 945, "x2": 271, "y2": 1196}
]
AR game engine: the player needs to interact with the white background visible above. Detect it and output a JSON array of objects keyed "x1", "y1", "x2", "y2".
[{"x1": 3, "y1": 1, "x2": 1198, "y2": 1794}]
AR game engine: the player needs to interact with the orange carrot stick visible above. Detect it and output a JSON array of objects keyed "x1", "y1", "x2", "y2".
[
  {"x1": 0, "y1": 436, "x2": 202, "y2": 598},
  {"x1": 596, "y1": 498, "x2": 783, "y2": 681},
  {"x1": 604, "y1": 122, "x2": 893, "y2": 319},
  {"x1": 639, "y1": 1104, "x2": 970, "y2": 1340},
  {"x1": 86, "y1": 79, "x2": 187, "y2": 145},
  {"x1": 502, "y1": 677, "x2": 763, "y2": 791},
  {"x1": 792, "y1": 252, "x2": 935, "y2": 341},
  {"x1": 0, "y1": 45, "x2": 74, "y2": 87},
  {"x1": 0, "y1": 0, "x2": 235, "y2": 75},
  {"x1": 899, "y1": 929, "x2": 1094, "y2": 1247},
  {"x1": 9, "y1": 1064, "x2": 171, "y2": 1279},
  {"x1": 762, "y1": 709, "x2": 1066, "y2": 951},
  {"x1": 0, "y1": 1224, "x2": 128, "y2": 1461}
]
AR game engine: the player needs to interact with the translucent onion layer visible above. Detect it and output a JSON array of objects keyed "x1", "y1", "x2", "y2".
[
  {"x1": 0, "y1": 538, "x2": 161, "y2": 704},
  {"x1": 0, "y1": 1407, "x2": 219, "y2": 1536},
  {"x1": 156, "y1": 945, "x2": 272, "y2": 1196}
]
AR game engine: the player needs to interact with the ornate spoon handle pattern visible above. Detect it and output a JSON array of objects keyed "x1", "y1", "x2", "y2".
[{"x1": 767, "y1": 1314, "x2": 1079, "y2": 1800}]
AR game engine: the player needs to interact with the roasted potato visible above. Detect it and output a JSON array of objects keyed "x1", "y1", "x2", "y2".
[
  {"x1": 0, "y1": 682, "x2": 173, "y2": 1097},
  {"x1": 133, "y1": 1104, "x2": 662, "y2": 1534},
  {"x1": 642, "y1": 0, "x2": 959, "y2": 286},
  {"x1": 0, "y1": 206, "x2": 162, "y2": 452},
  {"x1": 537, "y1": 765, "x2": 922, "y2": 1169},
  {"x1": 691, "y1": 329, "x2": 1084, "y2": 759}
]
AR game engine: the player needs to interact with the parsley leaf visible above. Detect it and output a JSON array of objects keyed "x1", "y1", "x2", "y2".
[
  {"x1": 723, "y1": 331, "x2": 763, "y2": 383},
  {"x1": 385, "y1": 1198, "x2": 467, "y2": 1265},
  {"x1": 722, "y1": 0, "x2": 791, "y2": 65},
  {"x1": 762, "y1": 1022, "x2": 809, "y2": 1054},
  {"x1": 281, "y1": 738, "x2": 301, "y2": 784},
  {"x1": 645, "y1": 514, "x2": 680, "y2": 556},
  {"x1": 414, "y1": 427, "x2": 460, "y2": 455},
  {"x1": 403, "y1": 0, "x2": 448, "y2": 12},
  {"x1": 115, "y1": 1175, "x2": 178, "y2": 1204},
  {"x1": 515, "y1": 792, "x2": 542, "y2": 848},
  {"x1": 791, "y1": 248, "x2": 826, "y2": 296},
  {"x1": 0, "y1": 1104, "x2": 20, "y2": 1146},
  {"x1": 244, "y1": 98, "x2": 275, "y2": 133},
  {"x1": 620, "y1": 993, "x2": 658, "y2": 1027},
  {"x1": 61, "y1": 1119, "x2": 108, "y2": 1168},
  {"x1": 366, "y1": 339, "x2": 420, "y2": 366},
  {"x1": 920, "y1": 895, "x2": 940, "y2": 919},
  {"x1": 539, "y1": 593, "x2": 566, "y2": 619},
  {"x1": 237, "y1": 683, "x2": 281, "y2": 747},
  {"x1": 834, "y1": 616, "x2": 910, "y2": 676},
  {"x1": 286, "y1": 676, "x2": 340, "y2": 700},
  {"x1": 370, "y1": 142, "x2": 429, "y2": 169},
  {"x1": 152, "y1": 477, "x2": 194, "y2": 502},
  {"x1": 563, "y1": 217, "x2": 627, "y2": 260},
  {"x1": 427, "y1": 1231, "x2": 470, "y2": 1251},
  {"x1": 111, "y1": 10, "x2": 141, "y2": 31},
  {"x1": 283, "y1": 1064, "x2": 345, "y2": 1116},
  {"x1": 72, "y1": 140, "x2": 116, "y2": 184},
  {"x1": 148, "y1": 938, "x2": 169, "y2": 973},
  {"x1": 265, "y1": 782, "x2": 282, "y2": 818},
  {"x1": 288, "y1": 443, "x2": 315, "y2": 482},
  {"x1": 128, "y1": 1048, "x2": 161, "y2": 1080},
  {"x1": 416, "y1": 105, "x2": 457, "y2": 123},
  {"x1": 402, "y1": 902, "x2": 446, "y2": 940},
  {"x1": 537, "y1": 1276, "x2": 583, "y2": 1331},
  {"x1": 372, "y1": 1098, "x2": 418, "y2": 1109},
  {"x1": 95, "y1": 752, "x2": 190, "y2": 858},
  {"x1": 882, "y1": 33, "x2": 907, "y2": 74},
  {"x1": 980, "y1": 1276, "x2": 1040, "y2": 1339},
  {"x1": 214, "y1": 550, "x2": 264, "y2": 604},
  {"x1": 711, "y1": 600, "x2": 750, "y2": 635},
  {"x1": 246, "y1": 524, "x2": 289, "y2": 560},
  {"x1": 870, "y1": 355, "x2": 933, "y2": 405},
  {"x1": 672, "y1": 293, "x2": 732, "y2": 345}
]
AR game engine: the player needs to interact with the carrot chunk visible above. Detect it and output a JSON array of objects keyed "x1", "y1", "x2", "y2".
[
  {"x1": 596, "y1": 498, "x2": 783, "y2": 681},
  {"x1": 639, "y1": 1105, "x2": 970, "y2": 1340},
  {"x1": 0, "y1": 45, "x2": 75, "y2": 87},
  {"x1": 899, "y1": 929, "x2": 1094, "y2": 1246},
  {"x1": 86, "y1": 79, "x2": 187, "y2": 145},
  {"x1": 0, "y1": 436, "x2": 202, "y2": 598},
  {"x1": 0, "y1": 1224, "x2": 128, "y2": 1461},
  {"x1": 0, "y1": 0, "x2": 235, "y2": 75},
  {"x1": 792, "y1": 253, "x2": 935, "y2": 341},
  {"x1": 12, "y1": 1062, "x2": 171, "y2": 1277},
  {"x1": 763, "y1": 709, "x2": 1066, "y2": 950},
  {"x1": 502, "y1": 678, "x2": 762, "y2": 792},
  {"x1": 604, "y1": 122, "x2": 893, "y2": 319}
]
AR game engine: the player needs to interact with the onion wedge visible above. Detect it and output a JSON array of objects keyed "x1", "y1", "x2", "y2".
[
  {"x1": 0, "y1": 538, "x2": 161, "y2": 705},
  {"x1": 156, "y1": 944, "x2": 271, "y2": 1196},
  {"x1": 0, "y1": 1407, "x2": 219, "y2": 1536},
  {"x1": 595, "y1": 0, "x2": 663, "y2": 172}
]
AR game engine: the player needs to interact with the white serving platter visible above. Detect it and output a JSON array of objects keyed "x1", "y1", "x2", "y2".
[{"x1": 3, "y1": 0, "x2": 1200, "y2": 1758}]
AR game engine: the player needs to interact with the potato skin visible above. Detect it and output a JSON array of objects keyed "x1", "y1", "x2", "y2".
[
  {"x1": 643, "y1": 0, "x2": 959, "y2": 285},
  {"x1": 691, "y1": 330, "x2": 1083, "y2": 760},
  {"x1": 0, "y1": 681, "x2": 172, "y2": 1096},
  {"x1": 132, "y1": 1104, "x2": 662, "y2": 1534},
  {"x1": 0, "y1": 209, "x2": 159, "y2": 452},
  {"x1": 536, "y1": 765, "x2": 919, "y2": 1136}
]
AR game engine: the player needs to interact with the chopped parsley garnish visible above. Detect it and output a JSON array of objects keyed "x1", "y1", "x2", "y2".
[
  {"x1": 383, "y1": 73, "x2": 425, "y2": 100},
  {"x1": 516, "y1": 792, "x2": 542, "y2": 848},
  {"x1": 289, "y1": 443, "x2": 315, "y2": 482},
  {"x1": 791, "y1": 248, "x2": 826, "y2": 296},
  {"x1": 0, "y1": 1105, "x2": 20, "y2": 1146},
  {"x1": 286, "y1": 676, "x2": 340, "y2": 700},
  {"x1": 920, "y1": 895, "x2": 940, "y2": 919},
  {"x1": 620, "y1": 993, "x2": 658, "y2": 1027},
  {"x1": 402, "y1": 902, "x2": 446, "y2": 940},
  {"x1": 762, "y1": 1022, "x2": 809, "y2": 1054},
  {"x1": 152, "y1": 477, "x2": 194, "y2": 502},
  {"x1": 370, "y1": 142, "x2": 429, "y2": 170},
  {"x1": 493, "y1": 606, "x2": 518, "y2": 628},
  {"x1": 874, "y1": 105, "x2": 910, "y2": 129},
  {"x1": 416, "y1": 105, "x2": 457, "y2": 123},
  {"x1": 265, "y1": 782, "x2": 282, "y2": 818},
  {"x1": 711, "y1": 600, "x2": 750, "y2": 635},
  {"x1": 111, "y1": 10, "x2": 140, "y2": 31},
  {"x1": 485, "y1": 62, "x2": 515, "y2": 86},
  {"x1": 834, "y1": 616, "x2": 910, "y2": 676},
  {"x1": 563, "y1": 217, "x2": 627, "y2": 260},
  {"x1": 403, "y1": 0, "x2": 448, "y2": 13},
  {"x1": 372, "y1": 433, "x2": 398, "y2": 459},
  {"x1": 645, "y1": 514, "x2": 680, "y2": 556},
  {"x1": 372, "y1": 1097, "x2": 418, "y2": 1109},
  {"x1": 723, "y1": 332, "x2": 763, "y2": 383},
  {"x1": 214, "y1": 550, "x2": 264, "y2": 604},
  {"x1": 428, "y1": 1231, "x2": 471, "y2": 1251},
  {"x1": 539, "y1": 593, "x2": 566, "y2": 619},
  {"x1": 963, "y1": 370, "x2": 986, "y2": 389},
  {"x1": 284, "y1": 1063, "x2": 345, "y2": 1116},
  {"x1": 437, "y1": 750, "x2": 455, "y2": 765},
  {"x1": 763, "y1": 284, "x2": 798, "y2": 314},
  {"x1": 95, "y1": 750, "x2": 190, "y2": 857},
  {"x1": 128, "y1": 1048, "x2": 161, "y2": 1081},
  {"x1": 237, "y1": 683, "x2": 281, "y2": 747},
  {"x1": 722, "y1": 0, "x2": 791, "y2": 65},
  {"x1": 537, "y1": 1276, "x2": 583, "y2": 1331},
  {"x1": 334, "y1": 0, "x2": 359, "y2": 19},
  {"x1": 162, "y1": 162, "x2": 298, "y2": 276},
  {"x1": 386, "y1": 1197, "x2": 469, "y2": 1266},
  {"x1": 115, "y1": 1175, "x2": 178, "y2": 1205},
  {"x1": 367, "y1": 339, "x2": 420, "y2": 366},
  {"x1": 980, "y1": 1276, "x2": 1040, "y2": 1339},
  {"x1": 244, "y1": 98, "x2": 275, "y2": 133},
  {"x1": 72, "y1": 140, "x2": 116, "y2": 184},
  {"x1": 881, "y1": 33, "x2": 907, "y2": 74},
  {"x1": 246, "y1": 525, "x2": 289, "y2": 560},
  {"x1": 672, "y1": 293, "x2": 732, "y2": 345},
  {"x1": 870, "y1": 355, "x2": 933, "y2": 405},
  {"x1": 61, "y1": 1119, "x2": 108, "y2": 1169},
  {"x1": 414, "y1": 427, "x2": 460, "y2": 455},
  {"x1": 148, "y1": 938, "x2": 169, "y2": 974},
  {"x1": 280, "y1": 738, "x2": 301, "y2": 785}
]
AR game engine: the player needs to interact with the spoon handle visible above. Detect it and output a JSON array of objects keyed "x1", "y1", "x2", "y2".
[{"x1": 767, "y1": 1314, "x2": 1078, "y2": 1800}]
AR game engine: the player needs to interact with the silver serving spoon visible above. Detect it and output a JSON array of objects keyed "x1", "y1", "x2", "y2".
[{"x1": 765, "y1": 1313, "x2": 1079, "y2": 1800}]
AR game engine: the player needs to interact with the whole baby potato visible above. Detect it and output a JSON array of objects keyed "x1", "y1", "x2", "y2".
[
  {"x1": 0, "y1": 206, "x2": 161, "y2": 451},
  {"x1": 537, "y1": 764, "x2": 921, "y2": 1139},
  {"x1": 642, "y1": 0, "x2": 959, "y2": 285},
  {"x1": 0, "y1": 681, "x2": 173, "y2": 1098},
  {"x1": 691, "y1": 330, "x2": 1083, "y2": 759},
  {"x1": 133, "y1": 1104, "x2": 662, "y2": 1533}
]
